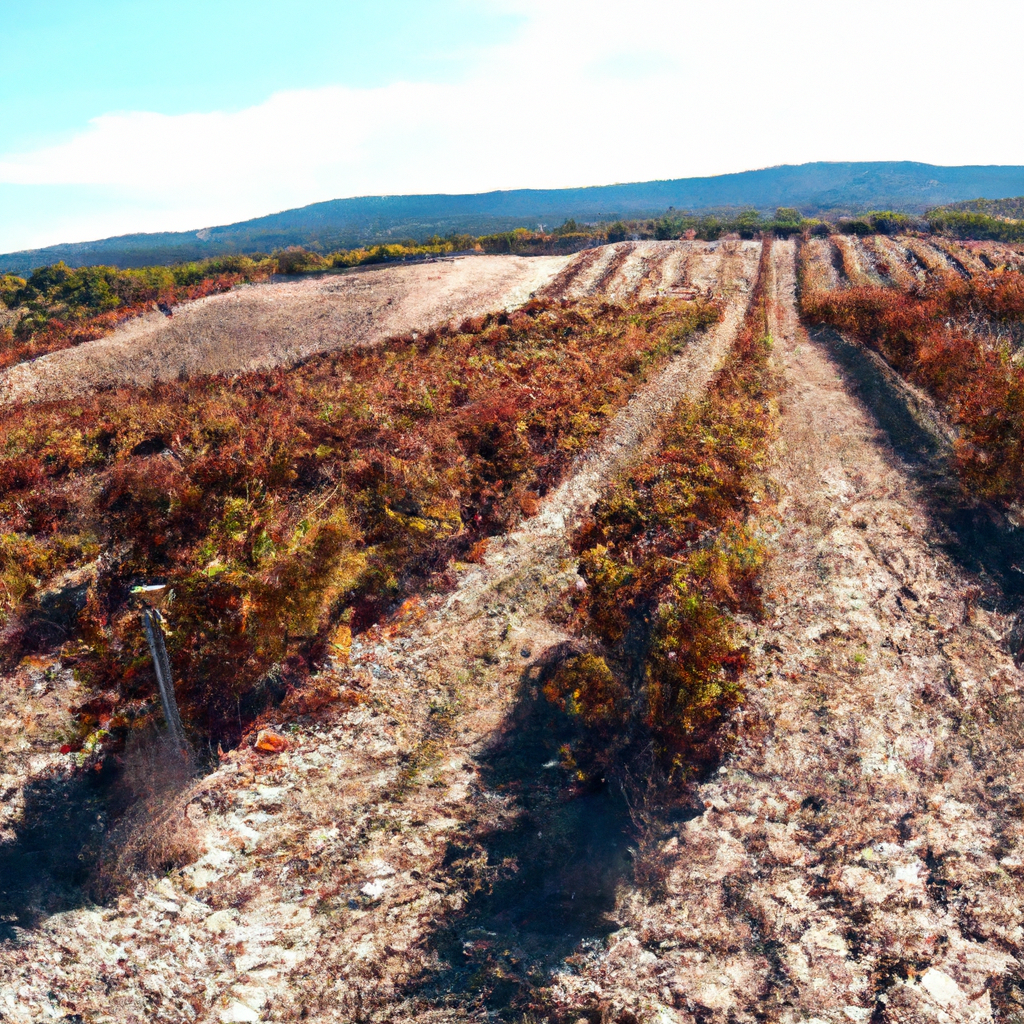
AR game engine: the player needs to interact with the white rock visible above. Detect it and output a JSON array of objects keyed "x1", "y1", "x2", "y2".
[
  {"x1": 140, "y1": 973, "x2": 169, "y2": 996},
  {"x1": 273, "y1": 904, "x2": 312, "y2": 925},
  {"x1": 185, "y1": 847, "x2": 234, "y2": 888},
  {"x1": 695, "y1": 981, "x2": 735, "y2": 1011},
  {"x1": 220, "y1": 1001, "x2": 260, "y2": 1023},
  {"x1": 225, "y1": 815, "x2": 262, "y2": 851},
  {"x1": 445, "y1": 782, "x2": 470, "y2": 803},
  {"x1": 920, "y1": 968, "x2": 964, "y2": 1006},
  {"x1": 891, "y1": 862, "x2": 924, "y2": 885},
  {"x1": 205, "y1": 909, "x2": 238, "y2": 934}
]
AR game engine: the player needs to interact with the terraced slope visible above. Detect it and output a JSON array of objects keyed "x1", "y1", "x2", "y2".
[
  {"x1": 0, "y1": 242, "x2": 727, "y2": 407},
  {"x1": 5, "y1": 236, "x2": 1024, "y2": 1024}
]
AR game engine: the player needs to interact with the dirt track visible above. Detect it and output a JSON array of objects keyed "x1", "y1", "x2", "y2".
[
  {"x1": 0, "y1": 242, "x2": 725, "y2": 407},
  {"x1": 547, "y1": 240, "x2": 1024, "y2": 1021}
]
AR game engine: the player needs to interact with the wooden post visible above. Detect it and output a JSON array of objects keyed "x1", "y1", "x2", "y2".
[{"x1": 134, "y1": 584, "x2": 188, "y2": 754}]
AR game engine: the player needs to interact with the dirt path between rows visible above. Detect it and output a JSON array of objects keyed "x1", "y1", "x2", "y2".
[
  {"x1": 547, "y1": 238, "x2": 1024, "y2": 1022},
  {"x1": 0, "y1": 242, "x2": 760, "y2": 1023}
]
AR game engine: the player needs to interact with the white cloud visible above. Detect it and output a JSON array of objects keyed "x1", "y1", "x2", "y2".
[{"x1": 2, "y1": 0, "x2": 1023, "y2": 249}]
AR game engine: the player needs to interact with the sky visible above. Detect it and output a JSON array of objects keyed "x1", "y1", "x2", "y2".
[{"x1": 1, "y1": 0, "x2": 1022, "y2": 252}]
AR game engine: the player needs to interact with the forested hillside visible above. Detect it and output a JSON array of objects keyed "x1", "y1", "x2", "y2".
[{"x1": 5, "y1": 160, "x2": 1024, "y2": 272}]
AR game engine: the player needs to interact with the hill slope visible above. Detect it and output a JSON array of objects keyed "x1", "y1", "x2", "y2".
[
  {"x1": 6, "y1": 240, "x2": 1024, "y2": 1021},
  {"x1": 935, "y1": 194, "x2": 1024, "y2": 220},
  {"x1": 5, "y1": 161, "x2": 1024, "y2": 272}
]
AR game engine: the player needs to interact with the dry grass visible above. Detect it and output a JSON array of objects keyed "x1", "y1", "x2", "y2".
[
  {"x1": 832, "y1": 234, "x2": 879, "y2": 287},
  {"x1": 798, "y1": 236, "x2": 841, "y2": 296},
  {"x1": 0, "y1": 255, "x2": 570, "y2": 405}
]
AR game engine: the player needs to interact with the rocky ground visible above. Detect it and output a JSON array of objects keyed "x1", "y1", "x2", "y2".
[
  {"x1": 542, "y1": 239, "x2": 1024, "y2": 1022},
  {"x1": 3, "y1": 238, "x2": 1024, "y2": 1023}
]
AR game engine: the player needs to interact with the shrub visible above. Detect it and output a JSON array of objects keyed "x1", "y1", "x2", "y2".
[
  {"x1": 832, "y1": 212, "x2": 918, "y2": 237},
  {"x1": 927, "y1": 209, "x2": 1024, "y2": 243},
  {"x1": 0, "y1": 294, "x2": 722, "y2": 748},
  {"x1": 274, "y1": 248, "x2": 328, "y2": 274},
  {"x1": 550, "y1": 242, "x2": 778, "y2": 778},
  {"x1": 802, "y1": 263, "x2": 1024, "y2": 502},
  {"x1": 0, "y1": 257, "x2": 276, "y2": 369}
]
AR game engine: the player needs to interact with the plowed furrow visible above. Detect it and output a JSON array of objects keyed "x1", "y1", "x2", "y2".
[
  {"x1": 933, "y1": 238, "x2": 989, "y2": 278},
  {"x1": 903, "y1": 237, "x2": 964, "y2": 283},
  {"x1": 802, "y1": 235, "x2": 843, "y2": 292},
  {"x1": 587, "y1": 241, "x2": 638, "y2": 297},
  {"x1": 833, "y1": 234, "x2": 881, "y2": 287},
  {"x1": 927, "y1": 237, "x2": 976, "y2": 279},
  {"x1": 868, "y1": 235, "x2": 922, "y2": 289},
  {"x1": 533, "y1": 245, "x2": 605, "y2": 300},
  {"x1": 980, "y1": 241, "x2": 1024, "y2": 272},
  {"x1": 0, "y1": 254, "x2": 572, "y2": 406}
]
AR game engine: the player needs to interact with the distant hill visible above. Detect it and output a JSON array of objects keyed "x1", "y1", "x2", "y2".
[
  {"x1": 5, "y1": 160, "x2": 1024, "y2": 272},
  {"x1": 935, "y1": 195, "x2": 1024, "y2": 220}
]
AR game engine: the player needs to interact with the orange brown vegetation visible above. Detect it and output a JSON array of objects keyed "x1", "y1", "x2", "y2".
[
  {"x1": 801, "y1": 261, "x2": 1024, "y2": 502},
  {"x1": 0, "y1": 295, "x2": 720, "y2": 748},
  {"x1": 546, "y1": 243, "x2": 778, "y2": 776}
]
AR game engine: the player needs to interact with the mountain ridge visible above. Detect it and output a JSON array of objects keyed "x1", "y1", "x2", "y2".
[{"x1": 5, "y1": 160, "x2": 1024, "y2": 272}]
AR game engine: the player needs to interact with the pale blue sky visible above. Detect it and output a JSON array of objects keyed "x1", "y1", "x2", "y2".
[
  {"x1": 1, "y1": 1, "x2": 518, "y2": 151},
  {"x1": 2, "y1": 0, "x2": 1023, "y2": 252}
]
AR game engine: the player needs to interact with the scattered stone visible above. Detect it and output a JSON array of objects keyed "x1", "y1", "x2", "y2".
[
  {"x1": 919, "y1": 968, "x2": 964, "y2": 1007},
  {"x1": 204, "y1": 909, "x2": 238, "y2": 934},
  {"x1": 220, "y1": 1001, "x2": 260, "y2": 1023},
  {"x1": 360, "y1": 879, "x2": 389, "y2": 899},
  {"x1": 254, "y1": 729, "x2": 289, "y2": 753}
]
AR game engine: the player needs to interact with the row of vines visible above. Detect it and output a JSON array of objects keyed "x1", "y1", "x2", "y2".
[
  {"x1": 800, "y1": 239, "x2": 1024, "y2": 504},
  {"x1": 546, "y1": 240, "x2": 779, "y2": 778},
  {"x1": 0, "y1": 295, "x2": 720, "y2": 752}
]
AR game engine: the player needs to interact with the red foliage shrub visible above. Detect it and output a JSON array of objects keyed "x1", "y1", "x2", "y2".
[
  {"x1": 802, "y1": 266, "x2": 1024, "y2": 502},
  {"x1": 548, "y1": 242, "x2": 778, "y2": 777},
  {"x1": 0, "y1": 271, "x2": 266, "y2": 370},
  {"x1": 0, "y1": 295, "x2": 721, "y2": 747}
]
